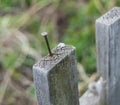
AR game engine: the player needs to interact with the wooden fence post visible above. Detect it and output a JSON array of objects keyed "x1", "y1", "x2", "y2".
[
  {"x1": 96, "y1": 7, "x2": 120, "y2": 105},
  {"x1": 33, "y1": 44, "x2": 79, "y2": 105}
]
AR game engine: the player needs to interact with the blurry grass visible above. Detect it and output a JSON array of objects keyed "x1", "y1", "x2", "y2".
[{"x1": 0, "y1": 0, "x2": 120, "y2": 104}]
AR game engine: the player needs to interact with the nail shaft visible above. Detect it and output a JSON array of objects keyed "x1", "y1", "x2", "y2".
[
  {"x1": 41, "y1": 32, "x2": 53, "y2": 56},
  {"x1": 44, "y1": 36, "x2": 53, "y2": 56}
]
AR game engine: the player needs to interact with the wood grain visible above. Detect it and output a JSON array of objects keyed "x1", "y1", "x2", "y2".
[
  {"x1": 33, "y1": 44, "x2": 79, "y2": 105},
  {"x1": 96, "y1": 7, "x2": 120, "y2": 105}
]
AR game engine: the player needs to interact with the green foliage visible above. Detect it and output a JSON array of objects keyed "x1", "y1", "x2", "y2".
[
  {"x1": 62, "y1": 0, "x2": 120, "y2": 74},
  {"x1": 63, "y1": 1, "x2": 97, "y2": 74},
  {"x1": 0, "y1": 0, "x2": 32, "y2": 11},
  {"x1": 2, "y1": 52, "x2": 19, "y2": 69},
  {"x1": 0, "y1": 0, "x2": 120, "y2": 104},
  {"x1": 0, "y1": 0, "x2": 120, "y2": 74},
  {"x1": 0, "y1": 0, "x2": 18, "y2": 9},
  {"x1": 27, "y1": 85, "x2": 36, "y2": 96}
]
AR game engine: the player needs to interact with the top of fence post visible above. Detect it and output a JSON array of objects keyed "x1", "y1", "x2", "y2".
[
  {"x1": 96, "y1": 7, "x2": 120, "y2": 105},
  {"x1": 33, "y1": 43, "x2": 79, "y2": 105},
  {"x1": 96, "y1": 7, "x2": 120, "y2": 79}
]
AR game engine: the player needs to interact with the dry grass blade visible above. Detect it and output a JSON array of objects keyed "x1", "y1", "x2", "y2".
[{"x1": 0, "y1": 69, "x2": 14, "y2": 104}]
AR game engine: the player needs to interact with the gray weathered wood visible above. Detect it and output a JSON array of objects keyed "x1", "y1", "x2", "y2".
[
  {"x1": 96, "y1": 7, "x2": 120, "y2": 105},
  {"x1": 33, "y1": 43, "x2": 79, "y2": 105},
  {"x1": 79, "y1": 77, "x2": 107, "y2": 105}
]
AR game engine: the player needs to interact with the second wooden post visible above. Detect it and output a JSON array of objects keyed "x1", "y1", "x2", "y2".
[{"x1": 96, "y1": 7, "x2": 120, "y2": 105}]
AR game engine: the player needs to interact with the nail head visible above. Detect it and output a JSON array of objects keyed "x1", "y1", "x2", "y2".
[{"x1": 41, "y1": 32, "x2": 48, "y2": 36}]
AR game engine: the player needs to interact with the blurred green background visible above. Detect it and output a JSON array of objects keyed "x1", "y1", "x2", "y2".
[{"x1": 0, "y1": 0, "x2": 120, "y2": 105}]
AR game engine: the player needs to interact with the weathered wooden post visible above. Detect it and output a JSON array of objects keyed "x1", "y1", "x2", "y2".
[
  {"x1": 96, "y1": 7, "x2": 120, "y2": 105},
  {"x1": 33, "y1": 42, "x2": 79, "y2": 105}
]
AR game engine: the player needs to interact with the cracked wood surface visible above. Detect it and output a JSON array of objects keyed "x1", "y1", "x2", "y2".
[{"x1": 33, "y1": 44, "x2": 79, "y2": 105}]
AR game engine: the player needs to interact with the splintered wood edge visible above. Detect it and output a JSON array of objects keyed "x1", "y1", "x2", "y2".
[
  {"x1": 33, "y1": 45, "x2": 76, "y2": 71},
  {"x1": 96, "y1": 7, "x2": 120, "y2": 25}
]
